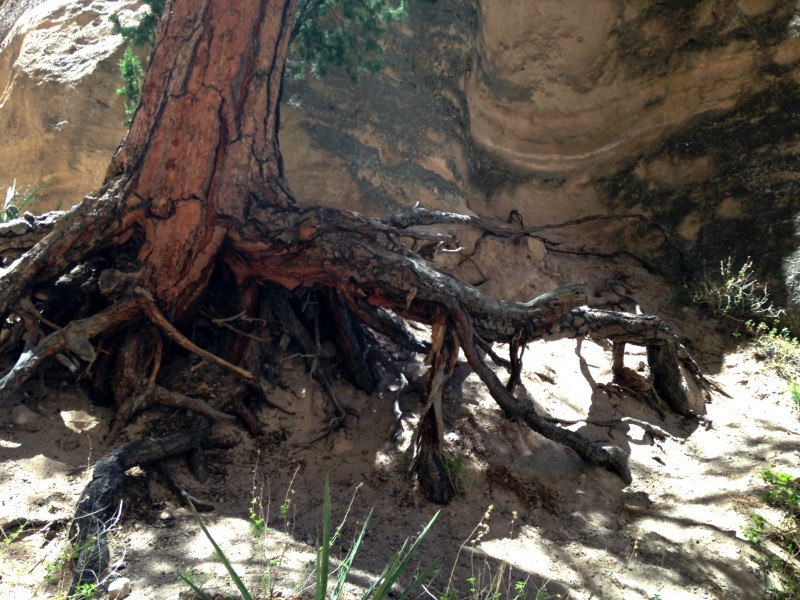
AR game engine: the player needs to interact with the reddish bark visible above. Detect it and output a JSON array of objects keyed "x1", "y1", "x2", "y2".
[{"x1": 105, "y1": 0, "x2": 297, "y2": 321}]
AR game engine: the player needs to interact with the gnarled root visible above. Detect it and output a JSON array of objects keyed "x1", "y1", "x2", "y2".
[
  {"x1": 452, "y1": 306, "x2": 634, "y2": 485},
  {"x1": 0, "y1": 298, "x2": 142, "y2": 404},
  {"x1": 551, "y1": 308, "x2": 724, "y2": 417},
  {"x1": 411, "y1": 314, "x2": 459, "y2": 504},
  {"x1": 69, "y1": 419, "x2": 211, "y2": 593}
]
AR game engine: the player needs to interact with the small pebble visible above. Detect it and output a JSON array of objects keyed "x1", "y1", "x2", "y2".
[
  {"x1": 10, "y1": 404, "x2": 40, "y2": 431},
  {"x1": 107, "y1": 577, "x2": 132, "y2": 600}
]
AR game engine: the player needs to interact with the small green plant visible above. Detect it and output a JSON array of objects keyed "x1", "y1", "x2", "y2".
[
  {"x1": 110, "y1": 0, "x2": 165, "y2": 123},
  {"x1": 180, "y1": 566, "x2": 211, "y2": 591},
  {"x1": 691, "y1": 257, "x2": 783, "y2": 324},
  {"x1": 71, "y1": 582, "x2": 98, "y2": 599},
  {"x1": 790, "y1": 381, "x2": 800, "y2": 413},
  {"x1": 441, "y1": 508, "x2": 543, "y2": 599},
  {"x1": 43, "y1": 546, "x2": 72, "y2": 584},
  {"x1": 0, "y1": 520, "x2": 28, "y2": 554},
  {"x1": 42, "y1": 538, "x2": 112, "y2": 599},
  {"x1": 184, "y1": 478, "x2": 439, "y2": 599},
  {"x1": 249, "y1": 497, "x2": 267, "y2": 536},
  {"x1": 446, "y1": 455, "x2": 464, "y2": 477},
  {"x1": 514, "y1": 580, "x2": 528, "y2": 599},
  {"x1": 43, "y1": 539, "x2": 94, "y2": 585},
  {"x1": 2, "y1": 180, "x2": 46, "y2": 222},
  {"x1": 745, "y1": 468, "x2": 800, "y2": 598},
  {"x1": 745, "y1": 513, "x2": 767, "y2": 546},
  {"x1": 748, "y1": 321, "x2": 800, "y2": 380}
]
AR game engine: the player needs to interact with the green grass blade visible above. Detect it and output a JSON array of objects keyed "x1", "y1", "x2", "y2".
[
  {"x1": 395, "y1": 563, "x2": 438, "y2": 600},
  {"x1": 187, "y1": 500, "x2": 253, "y2": 600},
  {"x1": 365, "y1": 510, "x2": 440, "y2": 599},
  {"x1": 179, "y1": 574, "x2": 212, "y2": 600},
  {"x1": 316, "y1": 476, "x2": 331, "y2": 600},
  {"x1": 332, "y1": 507, "x2": 374, "y2": 599},
  {"x1": 361, "y1": 560, "x2": 394, "y2": 599},
  {"x1": 17, "y1": 178, "x2": 48, "y2": 212}
]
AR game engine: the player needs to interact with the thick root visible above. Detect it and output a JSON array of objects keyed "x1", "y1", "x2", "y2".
[
  {"x1": 452, "y1": 306, "x2": 633, "y2": 484},
  {"x1": 69, "y1": 419, "x2": 210, "y2": 592},
  {"x1": 551, "y1": 308, "x2": 719, "y2": 416}
]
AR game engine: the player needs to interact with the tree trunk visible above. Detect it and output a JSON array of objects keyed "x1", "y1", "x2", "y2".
[{"x1": 107, "y1": 0, "x2": 296, "y2": 321}]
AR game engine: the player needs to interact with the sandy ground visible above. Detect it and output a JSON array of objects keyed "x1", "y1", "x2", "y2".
[{"x1": 1, "y1": 254, "x2": 798, "y2": 600}]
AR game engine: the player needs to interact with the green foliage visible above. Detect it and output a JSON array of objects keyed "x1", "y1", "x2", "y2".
[
  {"x1": 184, "y1": 481, "x2": 439, "y2": 599},
  {"x1": 248, "y1": 497, "x2": 267, "y2": 536},
  {"x1": 110, "y1": 1, "x2": 165, "y2": 123},
  {"x1": 762, "y1": 469, "x2": 800, "y2": 509},
  {"x1": 439, "y1": 508, "x2": 549, "y2": 599},
  {"x1": 790, "y1": 381, "x2": 800, "y2": 413},
  {"x1": 0, "y1": 520, "x2": 27, "y2": 552},
  {"x1": 745, "y1": 469, "x2": 800, "y2": 598},
  {"x1": 180, "y1": 567, "x2": 211, "y2": 591},
  {"x1": 691, "y1": 257, "x2": 783, "y2": 324},
  {"x1": 290, "y1": 0, "x2": 410, "y2": 81},
  {"x1": 71, "y1": 582, "x2": 99, "y2": 600},
  {"x1": 2, "y1": 180, "x2": 46, "y2": 222},
  {"x1": 109, "y1": 0, "x2": 418, "y2": 122},
  {"x1": 748, "y1": 321, "x2": 800, "y2": 380},
  {"x1": 42, "y1": 538, "x2": 100, "y2": 599},
  {"x1": 280, "y1": 500, "x2": 291, "y2": 522},
  {"x1": 110, "y1": 0, "x2": 165, "y2": 47},
  {"x1": 116, "y1": 47, "x2": 145, "y2": 121}
]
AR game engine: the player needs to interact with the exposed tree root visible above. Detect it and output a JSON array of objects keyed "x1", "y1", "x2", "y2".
[
  {"x1": 546, "y1": 415, "x2": 679, "y2": 442},
  {"x1": 0, "y1": 516, "x2": 68, "y2": 541},
  {"x1": 411, "y1": 314, "x2": 459, "y2": 504},
  {"x1": 69, "y1": 418, "x2": 210, "y2": 593},
  {"x1": 111, "y1": 385, "x2": 237, "y2": 439},
  {"x1": 0, "y1": 298, "x2": 141, "y2": 403},
  {"x1": 138, "y1": 287, "x2": 257, "y2": 385},
  {"x1": 0, "y1": 200, "x2": 725, "y2": 588},
  {"x1": 451, "y1": 305, "x2": 634, "y2": 484},
  {"x1": 0, "y1": 211, "x2": 64, "y2": 263},
  {"x1": 154, "y1": 461, "x2": 215, "y2": 511},
  {"x1": 549, "y1": 307, "x2": 724, "y2": 415},
  {"x1": 0, "y1": 183, "x2": 125, "y2": 317}
]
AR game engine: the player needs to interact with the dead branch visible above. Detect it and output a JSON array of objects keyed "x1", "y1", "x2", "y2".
[{"x1": 138, "y1": 287, "x2": 256, "y2": 382}]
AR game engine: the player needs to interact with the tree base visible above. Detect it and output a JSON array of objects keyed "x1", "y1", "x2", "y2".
[{"x1": 0, "y1": 203, "x2": 725, "y2": 590}]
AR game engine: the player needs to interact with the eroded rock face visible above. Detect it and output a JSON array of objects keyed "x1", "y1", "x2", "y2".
[
  {"x1": 1, "y1": 0, "x2": 798, "y2": 323},
  {"x1": 282, "y1": 0, "x2": 800, "y2": 325},
  {"x1": 0, "y1": 0, "x2": 137, "y2": 210}
]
